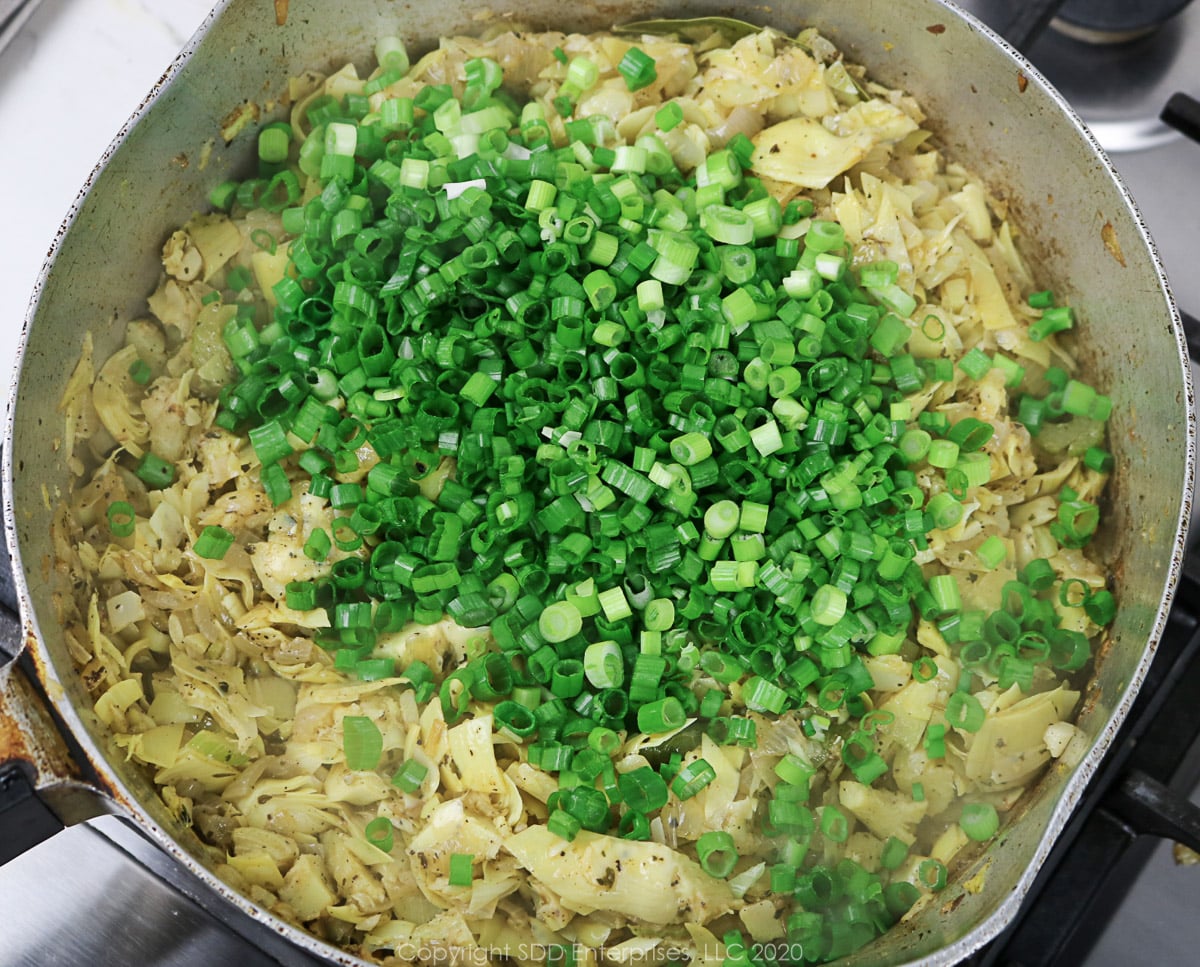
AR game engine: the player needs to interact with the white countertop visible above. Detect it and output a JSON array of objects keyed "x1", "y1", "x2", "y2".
[{"x1": 0, "y1": 0, "x2": 216, "y2": 413}]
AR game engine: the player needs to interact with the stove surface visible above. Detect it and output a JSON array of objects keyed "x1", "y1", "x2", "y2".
[
  {"x1": 1, "y1": 1, "x2": 1198, "y2": 966},
  {"x1": 0, "y1": 817, "x2": 298, "y2": 967},
  {"x1": 1020, "y1": 3, "x2": 1200, "y2": 326}
]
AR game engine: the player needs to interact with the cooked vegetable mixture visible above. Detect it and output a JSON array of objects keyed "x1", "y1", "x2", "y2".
[{"x1": 53, "y1": 20, "x2": 1116, "y2": 967}]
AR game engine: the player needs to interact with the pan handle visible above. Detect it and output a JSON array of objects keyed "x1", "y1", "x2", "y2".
[
  {"x1": 1106, "y1": 769, "x2": 1200, "y2": 854},
  {"x1": 0, "y1": 604, "x2": 115, "y2": 863}
]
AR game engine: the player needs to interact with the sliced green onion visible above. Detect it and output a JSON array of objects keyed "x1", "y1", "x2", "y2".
[
  {"x1": 583, "y1": 640, "x2": 625, "y2": 689},
  {"x1": 618, "y1": 809, "x2": 651, "y2": 840},
  {"x1": 618, "y1": 766, "x2": 669, "y2": 813},
  {"x1": 819, "y1": 805, "x2": 849, "y2": 843},
  {"x1": 598, "y1": 586, "x2": 632, "y2": 622},
  {"x1": 376, "y1": 35, "x2": 410, "y2": 74},
  {"x1": 811, "y1": 584, "x2": 847, "y2": 626},
  {"x1": 617, "y1": 47, "x2": 657, "y2": 91},
  {"x1": 946, "y1": 691, "x2": 986, "y2": 732},
  {"x1": 448, "y1": 852, "x2": 475, "y2": 886},
  {"x1": 960, "y1": 801, "x2": 1000, "y2": 841},
  {"x1": 976, "y1": 535, "x2": 1007, "y2": 569},
  {"x1": 656, "y1": 101, "x2": 683, "y2": 131},
  {"x1": 343, "y1": 715, "x2": 383, "y2": 770},
  {"x1": 1084, "y1": 446, "x2": 1115, "y2": 473},
  {"x1": 919, "y1": 858, "x2": 948, "y2": 891},
  {"x1": 565, "y1": 56, "x2": 599, "y2": 92},
  {"x1": 1030, "y1": 304, "x2": 1073, "y2": 341},
  {"x1": 1084, "y1": 588, "x2": 1116, "y2": 625},
  {"x1": 539, "y1": 601, "x2": 584, "y2": 643},
  {"x1": 880, "y1": 836, "x2": 910, "y2": 871},
  {"x1": 494, "y1": 700, "x2": 537, "y2": 738},
  {"x1": 743, "y1": 676, "x2": 788, "y2": 714},
  {"x1": 106, "y1": 501, "x2": 136, "y2": 538},
  {"x1": 912, "y1": 656, "x2": 939, "y2": 682},
  {"x1": 128, "y1": 358, "x2": 153, "y2": 384},
  {"x1": 392, "y1": 759, "x2": 429, "y2": 793},
  {"x1": 365, "y1": 816, "x2": 395, "y2": 853},
  {"x1": 696, "y1": 830, "x2": 738, "y2": 878},
  {"x1": 671, "y1": 758, "x2": 716, "y2": 799},
  {"x1": 194, "y1": 525, "x2": 236, "y2": 560},
  {"x1": 637, "y1": 696, "x2": 685, "y2": 734}
]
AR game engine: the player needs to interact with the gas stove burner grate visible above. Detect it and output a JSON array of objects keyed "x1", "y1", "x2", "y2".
[
  {"x1": 1163, "y1": 92, "x2": 1200, "y2": 144},
  {"x1": 980, "y1": 0, "x2": 1200, "y2": 153},
  {"x1": 1051, "y1": 0, "x2": 1196, "y2": 45}
]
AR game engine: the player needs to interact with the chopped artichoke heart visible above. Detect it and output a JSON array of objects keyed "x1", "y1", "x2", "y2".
[
  {"x1": 228, "y1": 849, "x2": 287, "y2": 890},
  {"x1": 184, "y1": 212, "x2": 244, "y2": 281},
  {"x1": 879, "y1": 679, "x2": 939, "y2": 751},
  {"x1": 280, "y1": 854, "x2": 338, "y2": 922},
  {"x1": 751, "y1": 117, "x2": 873, "y2": 189},
  {"x1": 92, "y1": 345, "x2": 149, "y2": 458},
  {"x1": 505, "y1": 825, "x2": 737, "y2": 925},
  {"x1": 94, "y1": 677, "x2": 145, "y2": 729},
  {"x1": 191, "y1": 302, "x2": 238, "y2": 387},
  {"x1": 251, "y1": 243, "x2": 293, "y2": 308},
  {"x1": 964, "y1": 686, "x2": 1079, "y2": 788},
  {"x1": 839, "y1": 780, "x2": 928, "y2": 843},
  {"x1": 147, "y1": 278, "x2": 206, "y2": 340}
]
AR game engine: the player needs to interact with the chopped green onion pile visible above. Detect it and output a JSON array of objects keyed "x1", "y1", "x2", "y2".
[{"x1": 182, "y1": 41, "x2": 1119, "y2": 966}]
